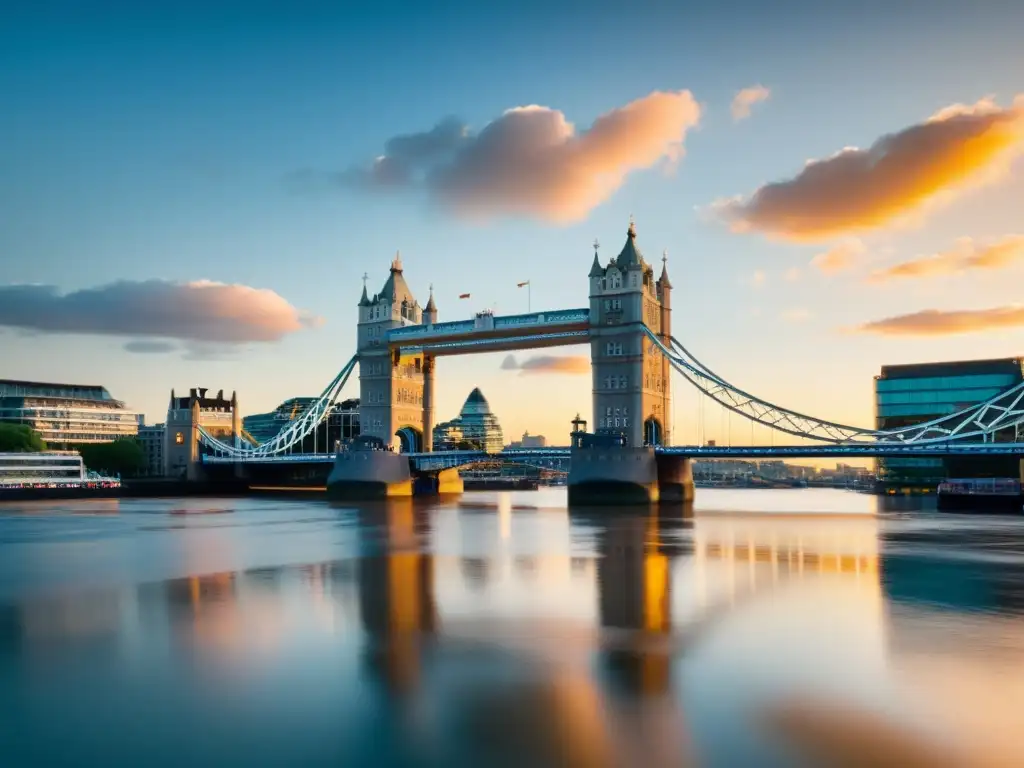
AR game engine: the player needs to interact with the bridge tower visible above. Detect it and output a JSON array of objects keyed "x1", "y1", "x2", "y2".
[
  {"x1": 588, "y1": 219, "x2": 672, "y2": 447},
  {"x1": 357, "y1": 254, "x2": 429, "y2": 452}
]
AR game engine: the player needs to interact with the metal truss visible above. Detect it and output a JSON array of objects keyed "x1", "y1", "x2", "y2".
[
  {"x1": 198, "y1": 356, "x2": 357, "y2": 458},
  {"x1": 645, "y1": 328, "x2": 1024, "y2": 445}
]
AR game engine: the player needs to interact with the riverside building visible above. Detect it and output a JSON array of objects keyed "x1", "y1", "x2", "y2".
[
  {"x1": 875, "y1": 357, "x2": 1024, "y2": 489},
  {"x1": 0, "y1": 379, "x2": 140, "y2": 448}
]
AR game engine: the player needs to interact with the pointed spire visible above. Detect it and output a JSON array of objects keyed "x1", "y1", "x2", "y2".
[
  {"x1": 391, "y1": 250, "x2": 403, "y2": 272},
  {"x1": 589, "y1": 238, "x2": 603, "y2": 277},
  {"x1": 358, "y1": 272, "x2": 371, "y2": 306},
  {"x1": 425, "y1": 282, "x2": 437, "y2": 311},
  {"x1": 659, "y1": 248, "x2": 672, "y2": 288},
  {"x1": 617, "y1": 216, "x2": 643, "y2": 269}
]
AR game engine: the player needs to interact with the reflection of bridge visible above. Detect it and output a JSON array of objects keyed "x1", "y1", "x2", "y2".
[{"x1": 194, "y1": 220, "x2": 1024, "y2": 503}]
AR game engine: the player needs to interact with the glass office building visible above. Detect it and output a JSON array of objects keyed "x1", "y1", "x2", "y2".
[
  {"x1": 875, "y1": 358, "x2": 1023, "y2": 488},
  {"x1": 433, "y1": 388, "x2": 505, "y2": 453},
  {"x1": 0, "y1": 379, "x2": 140, "y2": 448}
]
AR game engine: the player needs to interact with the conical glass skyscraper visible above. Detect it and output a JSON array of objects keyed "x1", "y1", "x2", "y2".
[{"x1": 432, "y1": 388, "x2": 504, "y2": 453}]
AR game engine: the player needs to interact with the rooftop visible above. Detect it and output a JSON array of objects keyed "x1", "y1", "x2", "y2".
[
  {"x1": 0, "y1": 379, "x2": 121, "y2": 405},
  {"x1": 879, "y1": 358, "x2": 1024, "y2": 379}
]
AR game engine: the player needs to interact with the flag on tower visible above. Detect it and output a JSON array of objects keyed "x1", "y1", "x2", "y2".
[
  {"x1": 459, "y1": 293, "x2": 471, "y2": 299},
  {"x1": 517, "y1": 281, "x2": 530, "y2": 288}
]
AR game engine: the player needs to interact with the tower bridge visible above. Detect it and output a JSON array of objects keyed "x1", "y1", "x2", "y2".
[{"x1": 195, "y1": 219, "x2": 1024, "y2": 504}]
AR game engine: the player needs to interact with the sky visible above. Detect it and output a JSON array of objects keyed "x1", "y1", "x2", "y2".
[{"x1": 2, "y1": 0, "x2": 1024, "y2": 449}]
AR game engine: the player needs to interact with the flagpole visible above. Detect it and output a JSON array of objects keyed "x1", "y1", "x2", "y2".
[{"x1": 518, "y1": 280, "x2": 531, "y2": 313}]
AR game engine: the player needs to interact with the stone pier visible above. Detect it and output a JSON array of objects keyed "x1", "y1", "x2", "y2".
[{"x1": 567, "y1": 446, "x2": 695, "y2": 507}]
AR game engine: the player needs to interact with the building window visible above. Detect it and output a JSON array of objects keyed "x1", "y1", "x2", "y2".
[
  {"x1": 174, "y1": 431, "x2": 184, "y2": 445},
  {"x1": 606, "y1": 341, "x2": 623, "y2": 356},
  {"x1": 606, "y1": 406, "x2": 612, "y2": 416}
]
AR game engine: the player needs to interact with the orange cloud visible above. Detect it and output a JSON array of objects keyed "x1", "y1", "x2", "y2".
[
  {"x1": 716, "y1": 96, "x2": 1024, "y2": 241},
  {"x1": 0, "y1": 280, "x2": 320, "y2": 346},
  {"x1": 856, "y1": 305, "x2": 1024, "y2": 336},
  {"x1": 501, "y1": 354, "x2": 590, "y2": 375},
  {"x1": 868, "y1": 234, "x2": 1024, "y2": 282},
  {"x1": 811, "y1": 240, "x2": 865, "y2": 274},
  {"x1": 731, "y1": 85, "x2": 771, "y2": 121},
  {"x1": 336, "y1": 91, "x2": 701, "y2": 223}
]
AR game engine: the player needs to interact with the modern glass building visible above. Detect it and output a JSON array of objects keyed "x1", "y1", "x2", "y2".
[
  {"x1": 433, "y1": 388, "x2": 504, "y2": 453},
  {"x1": 0, "y1": 379, "x2": 140, "y2": 448},
  {"x1": 875, "y1": 358, "x2": 1023, "y2": 488}
]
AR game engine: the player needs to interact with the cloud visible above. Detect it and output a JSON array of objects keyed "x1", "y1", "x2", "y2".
[
  {"x1": 0, "y1": 280, "x2": 321, "y2": 345},
  {"x1": 781, "y1": 308, "x2": 812, "y2": 323},
  {"x1": 811, "y1": 239, "x2": 865, "y2": 274},
  {"x1": 330, "y1": 90, "x2": 701, "y2": 223},
  {"x1": 750, "y1": 269, "x2": 767, "y2": 287},
  {"x1": 731, "y1": 85, "x2": 771, "y2": 121},
  {"x1": 868, "y1": 234, "x2": 1024, "y2": 283},
  {"x1": 123, "y1": 340, "x2": 178, "y2": 354},
  {"x1": 501, "y1": 354, "x2": 590, "y2": 375},
  {"x1": 855, "y1": 305, "x2": 1024, "y2": 336},
  {"x1": 715, "y1": 96, "x2": 1024, "y2": 241},
  {"x1": 784, "y1": 267, "x2": 802, "y2": 282}
]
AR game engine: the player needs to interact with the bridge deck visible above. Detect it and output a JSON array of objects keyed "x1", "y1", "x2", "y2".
[{"x1": 201, "y1": 442, "x2": 1024, "y2": 465}]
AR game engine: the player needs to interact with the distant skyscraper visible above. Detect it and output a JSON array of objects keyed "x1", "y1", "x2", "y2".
[{"x1": 433, "y1": 388, "x2": 504, "y2": 453}]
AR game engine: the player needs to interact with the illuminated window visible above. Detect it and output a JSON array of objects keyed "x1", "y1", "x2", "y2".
[{"x1": 174, "y1": 431, "x2": 184, "y2": 445}]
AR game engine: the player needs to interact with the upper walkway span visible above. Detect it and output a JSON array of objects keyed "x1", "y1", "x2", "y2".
[{"x1": 386, "y1": 308, "x2": 590, "y2": 356}]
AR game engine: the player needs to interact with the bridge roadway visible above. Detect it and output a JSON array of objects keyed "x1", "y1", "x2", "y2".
[{"x1": 201, "y1": 441, "x2": 1024, "y2": 470}]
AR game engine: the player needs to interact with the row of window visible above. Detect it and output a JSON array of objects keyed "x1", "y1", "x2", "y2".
[
  {"x1": 598, "y1": 417, "x2": 630, "y2": 429},
  {"x1": 875, "y1": 373, "x2": 1019, "y2": 392},
  {"x1": 606, "y1": 342, "x2": 624, "y2": 356},
  {"x1": 603, "y1": 376, "x2": 629, "y2": 390},
  {"x1": 0, "y1": 458, "x2": 81, "y2": 467},
  {"x1": 876, "y1": 387, "x2": 1007, "y2": 406},
  {"x1": 396, "y1": 388, "x2": 423, "y2": 405},
  {"x1": 644, "y1": 374, "x2": 666, "y2": 392},
  {"x1": 878, "y1": 403, "x2": 974, "y2": 418},
  {"x1": 602, "y1": 299, "x2": 623, "y2": 312},
  {"x1": 604, "y1": 406, "x2": 629, "y2": 417}
]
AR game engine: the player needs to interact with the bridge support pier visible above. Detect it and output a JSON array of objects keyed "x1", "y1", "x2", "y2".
[
  {"x1": 412, "y1": 468, "x2": 463, "y2": 496},
  {"x1": 656, "y1": 454, "x2": 695, "y2": 504},
  {"x1": 568, "y1": 446, "x2": 661, "y2": 506},
  {"x1": 327, "y1": 450, "x2": 413, "y2": 500},
  {"x1": 567, "y1": 447, "x2": 695, "y2": 507}
]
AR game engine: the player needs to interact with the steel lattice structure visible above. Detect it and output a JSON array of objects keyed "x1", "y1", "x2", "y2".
[
  {"x1": 197, "y1": 326, "x2": 1024, "y2": 459},
  {"x1": 643, "y1": 327, "x2": 1024, "y2": 445},
  {"x1": 198, "y1": 356, "x2": 357, "y2": 458}
]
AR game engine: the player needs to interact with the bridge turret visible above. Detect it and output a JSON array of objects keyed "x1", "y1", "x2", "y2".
[
  {"x1": 588, "y1": 217, "x2": 671, "y2": 448},
  {"x1": 658, "y1": 249, "x2": 672, "y2": 340},
  {"x1": 358, "y1": 254, "x2": 428, "y2": 451},
  {"x1": 424, "y1": 284, "x2": 437, "y2": 325}
]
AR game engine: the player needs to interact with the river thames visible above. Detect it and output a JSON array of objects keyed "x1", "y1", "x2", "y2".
[{"x1": 1, "y1": 489, "x2": 1022, "y2": 766}]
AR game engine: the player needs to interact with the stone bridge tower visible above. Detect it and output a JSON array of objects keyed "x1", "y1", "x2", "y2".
[
  {"x1": 588, "y1": 219, "x2": 672, "y2": 447},
  {"x1": 357, "y1": 254, "x2": 430, "y2": 452}
]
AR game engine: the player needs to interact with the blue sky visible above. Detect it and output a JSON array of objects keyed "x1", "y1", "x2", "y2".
[{"x1": 2, "y1": 1, "x2": 1023, "y2": 446}]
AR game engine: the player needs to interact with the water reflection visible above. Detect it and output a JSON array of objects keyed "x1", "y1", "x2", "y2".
[
  {"x1": 356, "y1": 501, "x2": 438, "y2": 695},
  {"x1": 1, "y1": 492, "x2": 1023, "y2": 765}
]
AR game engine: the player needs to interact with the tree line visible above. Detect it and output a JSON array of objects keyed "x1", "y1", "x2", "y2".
[{"x1": 0, "y1": 423, "x2": 146, "y2": 477}]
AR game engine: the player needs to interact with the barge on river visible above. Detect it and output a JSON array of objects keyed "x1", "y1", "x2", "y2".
[{"x1": 937, "y1": 477, "x2": 1023, "y2": 514}]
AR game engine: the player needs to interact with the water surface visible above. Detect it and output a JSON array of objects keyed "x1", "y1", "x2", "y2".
[{"x1": 1, "y1": 489, "x2": 1022, "y2": 766}]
